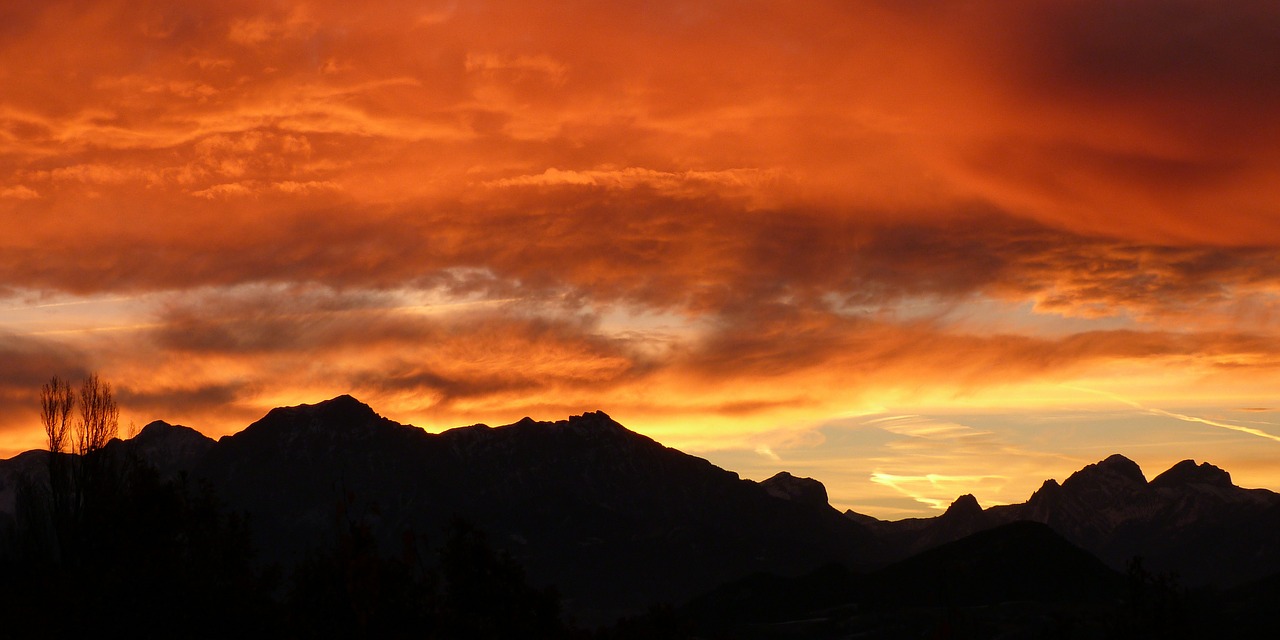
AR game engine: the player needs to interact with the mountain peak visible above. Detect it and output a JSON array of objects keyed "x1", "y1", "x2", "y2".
[
  {"x1": 1064, "y1": 454, "x2": 1146, "y2": 490},
  {"x1": 1150, "y1": 459, "x2": 1232, "y2": 489},
  {"x1": 1025, "y1": 478, "x2": 1062, "y2": 512},
  {"x1": 137, "y1": 419, "x2": 175, "y2": 436},
  {"x1": 944, "y1": 493, "x2": 982, "y2": 518},
  {"x1": 501, "y1": 411, "x2": 620, "y2": 432},
  {"x1": 567, "y1": 410, "x2": 616, "y2": 425},
  {"x1": 1099, "y1": 454, "x2": 1146, "y2": 482},
  {"x1": 122, "y1": 419, "x2": 215, "y2": 475},
  {"x1": 761, "y1": 472, "x2": 830, "y2": 510},
  {"x1": 1100, "y1": 453, "x2": 1138, "y2": 468},
  {"x1": 312, "y1": 393, "x2": 371, "y2": 411},
  {"x1": 563, "y1": 411, "x2": 630, "y2": 437},
  {"x1": 134, "y1": 419, "x2": 207, "y2": 443},
  {"x1": 233, "y1": 394, "x2": 392, "y2": 445},
  {"x1": 284, "y1": 394, "x2": 377, "y2": 419}
]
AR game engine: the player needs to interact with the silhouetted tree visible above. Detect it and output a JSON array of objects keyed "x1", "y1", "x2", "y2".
[
  {"x1": 31, "y1": 373, "x2": 122, "y2": 567},
  {"x1": 0, "y1": 374, "x2": 278, "y2": 637},
  {"x1": 73, "y1": 373, "x2": 117, "y2": 456},
  {"x1": 39, "y1": 375, "x2": 75, "y2": 561},
  {"x1": 40, "y1": 375, "x2": 75, "y2": 454}
]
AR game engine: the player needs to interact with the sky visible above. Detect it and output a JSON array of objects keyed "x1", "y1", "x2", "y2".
[{"x1": 2, "y1": 0, "x2": 1279, "y2": 518}]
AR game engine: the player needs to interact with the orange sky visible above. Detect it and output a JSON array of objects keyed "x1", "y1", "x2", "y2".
[{"x1": 2, "y1": 0, "x2": 1279, "y2": 517}]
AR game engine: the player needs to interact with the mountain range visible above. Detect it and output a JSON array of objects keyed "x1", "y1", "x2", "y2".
[{"x1": 2, "y1": 394, "x2": 1278, "y2": 628}]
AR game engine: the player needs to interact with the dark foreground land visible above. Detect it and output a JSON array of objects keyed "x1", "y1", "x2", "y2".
[{"x1": 2, "y1": 396, "x2": 1278, "y2": 637}]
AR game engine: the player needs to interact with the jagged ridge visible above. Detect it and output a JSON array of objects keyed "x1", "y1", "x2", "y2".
[{"x1": 3, "y1": 396, "x2": 1279, "y2": 621}]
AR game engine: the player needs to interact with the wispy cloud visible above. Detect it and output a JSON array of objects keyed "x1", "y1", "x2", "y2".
[
  {"x1": 1066, "y1": 386, "x2": 1280, "y2": 444},
  {"x1": 870, "y1": 472, "x2": 1006, "y2": 511}
]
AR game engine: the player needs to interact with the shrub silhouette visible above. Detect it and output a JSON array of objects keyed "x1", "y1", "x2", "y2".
[{"x1": 0, "y1": 454, "x2": 275, "y2": 637}]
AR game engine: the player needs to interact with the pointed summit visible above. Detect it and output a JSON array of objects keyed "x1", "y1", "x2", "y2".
[
  {"x1": 1063, "y1": 454, "x2": 1146, "y2": 490},
  {"x1": 1034, "y1": 478, "x2": 1062, "y2": 496},
  {"x1": 308, "y1": 393, "x2": 376, "y2": 416},
  {"x1": 137, "y1": 419, "x2": 174, "y2": 435},
  {"x1": 1024, "y1": 478, "x2": 1062, "y2": 516},
  {"x1": 943, "y1": 493, "x2": 982, "y2": 518},
  {"x1": 224, "y1": 394, "x2": 405, "y2": 450},
  {"x1": 1151, "y1": 460, "x2": 1232, "y2": 489}
]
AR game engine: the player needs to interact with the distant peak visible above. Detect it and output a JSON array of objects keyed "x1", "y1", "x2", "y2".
[
  {"x1": 761, "y1": 471, "x2": 830, "y2": 509},
  {"x1": 569, "y1": 410, "x2": 614, "y2": 423},
  {"x1": 294, "y1": 394, "x2": 377, "y2": 416},
  {"x1": 138, "y1": 420, "x2": 174, "y2": 435},
  {"x1": 1100, "y1": 453, "x2": 1138, "y2": 469},
  {"x1": 1151, "y1": 459, "x2": 1232, "y2": 489},
  {"x1": 133, "y1": 420, "x2": 208, "y2": 444},
  {"x1": 944, "y1": 493, "x2": 982, "y2": 517},
  {"x1": 504, "y1": 411, "x2": 618, "y2": 430},
  {"x1": 1065, "y1": 454, "x2": 1146, "y2": 488},
  {"x1": 491, "y1": 411, "x2": 641, "y2": 445},
  {"x1": 565, "y1": 411, "x2": 627, "y2": 433},
  {"x1": 1026, "y1": 478, "x2": 1061, "y2": 506},
  {"x1": 315, "y1": 394, "x2": 367, "y2": 409},
  {"x1": 238, "y1": 394, "x2": 389, "y2": 440},
  {"x1": 125, "y1": 419, "x2": 215, "y2": 468},
  {"x1": 1099, "y1": 454, "x2": 1146, "y2": 482}
]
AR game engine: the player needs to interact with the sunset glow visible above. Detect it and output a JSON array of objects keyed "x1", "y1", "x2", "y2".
[{"x1": 3, "y1": 1, "x2": 1279, "y2": 517}]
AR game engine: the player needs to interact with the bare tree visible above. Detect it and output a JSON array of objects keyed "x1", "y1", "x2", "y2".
[
  {"x1": 39, "y1": 375, "x2": 77, "y2": 560},
  {"x1": 40, "y1": 375, "x2": 75, "y2": 455},
  {"x1": 28, "y1": 373, "x2": 123, "y2": 564},
  {"x1": 75, "y1": 373, "x2": 118, "y2": 457}
]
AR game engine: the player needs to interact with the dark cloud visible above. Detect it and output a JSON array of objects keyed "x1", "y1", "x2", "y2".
[
  {"x1": 115, "y1": 382, "x2": 255, "y2": 430},
  {"x1": 9, "y1": 177, "x2": 1280, "y2": 332},
  {"x1": 2, "y1": 0, "x2": 1279, "y2": 487},
  {"x1": 1025, "y1": 1, "x2": 1280, "y2": 108},
  {"x1": 0, "y1": 333, "x2": 90, "y2": 438},
  {"x1": 132, "y1": 285, "x2": 657, "y2": 422},
  {"x1": 679, "y1": 296, "x2": 1280, "y2": 390}
]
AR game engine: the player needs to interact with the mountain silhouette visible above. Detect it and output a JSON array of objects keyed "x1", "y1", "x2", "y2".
[
  {"x1": 106, "y1": 420, "x2": 215, "y2": 478},
  {"x1": 847, "y1": 453, "x2": 1280, "y2": 588},
  {"x1": 190, "y1": 397, "x2": 879, "y2": 622},
  {"x1": 1150, "y1": 459, "x2": 1233, "y2": 489},
  {"x1": 2, "y1": 395, "x2": 1278, "y2": 627},
  {"x1": 760, "y1": 471, "x2": 832, "y2": 510},
  {"x1": 872, "y1": 521, "x2": 1121, "y2": 607}
]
